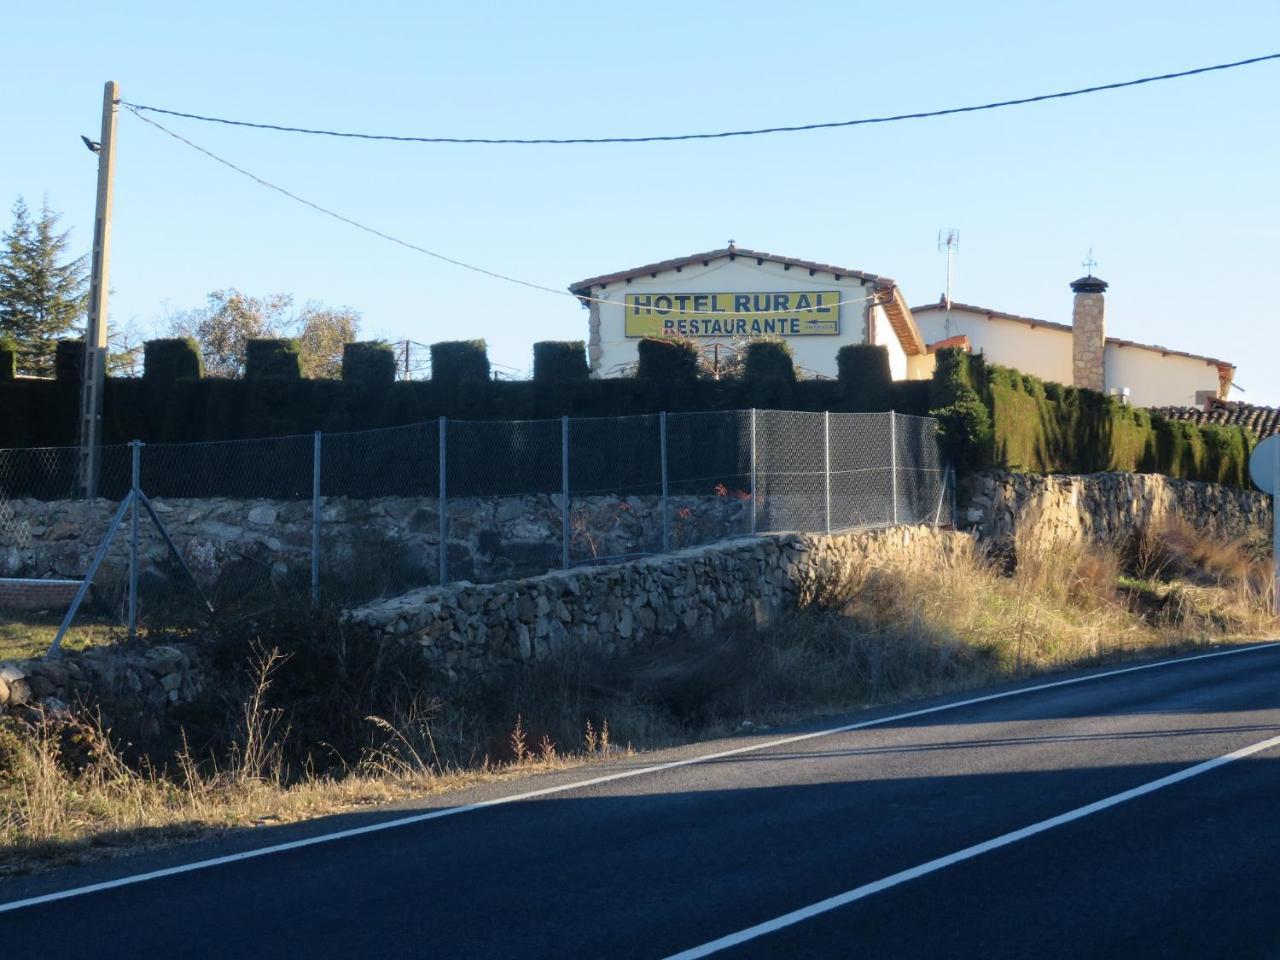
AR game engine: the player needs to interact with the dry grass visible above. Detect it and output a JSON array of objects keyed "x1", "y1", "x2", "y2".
[
  {"x1": 0, "y1": 649, "x2": 589, "y2": 871},
  {"x1": 0, "y1": 618, "x2": 123, "y2": 662},
  {"x1": 1, "y1": 520, "x2": 1274, "y2": 872}
]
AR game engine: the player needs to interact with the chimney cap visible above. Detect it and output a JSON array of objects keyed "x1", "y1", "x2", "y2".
[{"x1": 1070, "y1": 275, "x2": 1108, "y2": 294}]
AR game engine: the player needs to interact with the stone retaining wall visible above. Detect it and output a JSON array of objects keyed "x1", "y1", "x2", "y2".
[
  {"x1": 963, "y1": 471, "x2": 1271, "y2": 549},
  {"x1": 0, "y1": 642, "x2": 205, "y2": 724},
  {"x1": 0, "y1": 493, "x2": 748, "y2": 599},
  {"x1": 349, "y1": 525, "x2": 967, "y2": 678},
  {"x1": 4, "y1": 525, "x2": 962, "y2": 710}
]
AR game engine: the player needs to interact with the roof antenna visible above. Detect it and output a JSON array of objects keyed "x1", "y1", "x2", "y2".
[{"x1": 937, "y1": 228, "x2": 959, "y2": 334}]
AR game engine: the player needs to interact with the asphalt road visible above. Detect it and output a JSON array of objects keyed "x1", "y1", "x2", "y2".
[{"x1": 4, "y1": 643, "x2": 1280, "y2": 959}]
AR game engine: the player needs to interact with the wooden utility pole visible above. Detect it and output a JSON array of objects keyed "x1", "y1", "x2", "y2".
[{"x1": 79, "y1": 81, "x2": 119, "y2": 498}]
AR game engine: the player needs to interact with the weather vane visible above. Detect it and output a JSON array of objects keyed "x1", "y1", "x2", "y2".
[{"x1": 1082, "y1": 246, "x2": 1098, "y2": 276}]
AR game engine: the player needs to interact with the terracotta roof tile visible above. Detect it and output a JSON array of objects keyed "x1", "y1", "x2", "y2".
[{"x1": 1149, "y1": 400, "x2": 1280, "y2": 439}]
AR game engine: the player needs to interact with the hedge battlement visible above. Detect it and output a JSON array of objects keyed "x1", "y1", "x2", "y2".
[
  {"x1": 0, "y1": 338, "x2": 931, "y2": 448},
  {"x1": 0, "y1": 338, "x2": 1256, "y2": 487}
]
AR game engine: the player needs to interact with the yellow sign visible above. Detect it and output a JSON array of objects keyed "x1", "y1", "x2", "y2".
[{"x1": 623, "y1": 292, "x2": 841, "y2": 338}]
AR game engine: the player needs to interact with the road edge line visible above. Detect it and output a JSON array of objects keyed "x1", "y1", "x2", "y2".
[
  {"x1": 660, "y1": 731, "x2": 1280, "y2": 959},
  {"x1": 1, "y1": 640, "x2": 1276, "y2": 914}
]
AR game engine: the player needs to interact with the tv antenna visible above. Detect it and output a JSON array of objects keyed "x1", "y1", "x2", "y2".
[{"x1": 937, "y1": 228, "x2": 960, "y2": 334}]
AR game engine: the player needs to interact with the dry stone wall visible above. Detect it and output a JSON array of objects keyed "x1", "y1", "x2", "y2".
[
  {"x1": 0, "y1": 493, "x2": 748, "y2": 599},
  {"x1": 349, "y1": 525, "x2": 966, "y2": 679},
  {"x1": 0, "y1": 642, "x2": 205, "y2": 726},
  {"x1": 964, "y1": 471, "x2": 1271, "y2": 548},
  {"x1": 3, "y1": 525, "x2": 962, "y2": 712}
]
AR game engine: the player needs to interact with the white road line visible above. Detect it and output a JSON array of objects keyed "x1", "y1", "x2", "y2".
[
  {"x1": 0, "y1": 641, "x2": 1276, "y2": 915},
  {"x1": 661, "y1": 731, "x2": 1280, "y2": 960}
]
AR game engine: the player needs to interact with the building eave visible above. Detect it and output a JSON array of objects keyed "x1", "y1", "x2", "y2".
[
  {"x1": 912, "y1": 300, "x2": 1234, "y2": 371},
  {"x1": 568, "y1": 246, "x2": 886, "y2": 299}
]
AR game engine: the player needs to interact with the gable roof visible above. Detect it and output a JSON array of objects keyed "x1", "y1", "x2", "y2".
[
  {"x1": 568, "y1": 246, "x2": 886, "y2": 294},
  {"x1": 570, "y1": 246, "x2": 925, "y2": 355},
  {"x1": 912, "y1": 299, "x2": 1235, "y2": 373}
]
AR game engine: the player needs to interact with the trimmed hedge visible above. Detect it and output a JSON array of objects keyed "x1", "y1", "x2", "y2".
[
  {"x1": 984, "y1": 362, "x2": 1253, "y2": 485},
  {"x1": 245, "y1": 338, "x2": 302, "y2": 379},
  {"x1": 743, "y1": 338, "x2": 795, "y2": 383},
  {"x1": 55, "y1": 340, "x2": 83, "y2": 382},
  {"x1": 533, "y1": 341, "x2": 589, "y2": 382},
  {"x1": 0, "y1": 334, "x2": 1255, "y2": 488},
  {"x1": 430, "y1": 340, "x2": 490, "y2": 387},
  {"x1": 342, "y1": 341, "x2": 396, "y2": 388},
  {"x1": 144, "y1": 338, "x2": 203, "y2": 382},
  {"x1": 927, "y1": 348, "x2": 993, "y2": 471},
  {"x1": 637, "y1": 336, "x2": 698, "y2": 384},
  {"x1": 837, "y1": 344, "x2": 893, "y2": 411}
]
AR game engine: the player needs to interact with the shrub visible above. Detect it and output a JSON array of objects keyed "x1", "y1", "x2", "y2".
[
  {"x1": 532, "y1": 341, "x2": 589, "y2": 382},
  {"x1": 0, "y1": 334, "x2": 15, "y2": 382},
  {"x1": 430, "y1": 340, "x2": 490, "y2": 388},
  {"x1": 245, "y1": 339, "x2": 302, "y2": 379},
  {"x1": 636, "y1": 336, "x2": 698, "y2": 383},
  {"x1": 929, "y1": 348, "x2": 992, "y2": 470},
  {"x1": 743, "y1": 338, "x2": 795, "y2": 384},
  {"x1": 55, "y1": 340, "x2": 83, "y2": 382},
  {"x1": 143, "y1": 338, "x2": 203, "y2": 383},
  {"x1": 342, "y1": 341, "x2": 396, "y2": 388},
  {"x1": 836, "y1": 344, "x2": 892, "y2": 411}
]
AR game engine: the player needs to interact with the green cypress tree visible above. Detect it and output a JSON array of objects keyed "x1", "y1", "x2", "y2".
[{"x1": 0, "y1": 197, "x2": 88, "y2": 376}]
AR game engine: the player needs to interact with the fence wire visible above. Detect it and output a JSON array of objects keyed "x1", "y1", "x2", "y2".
[{"x1": 0, "y1": 411, "x2": 952, "y2": 626}]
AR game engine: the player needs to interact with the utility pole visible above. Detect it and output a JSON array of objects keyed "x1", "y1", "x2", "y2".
[{"x1": 79, "y1": 81, "x2": 119, "y2": 498}]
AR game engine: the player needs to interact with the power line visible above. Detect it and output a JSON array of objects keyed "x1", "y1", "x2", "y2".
[
  {"x1": 123, "y1": 106, "x2": 879, "y2": 316},
  {"x1": 122, "y1": 52, "x2": 1280, "y2": 146}
]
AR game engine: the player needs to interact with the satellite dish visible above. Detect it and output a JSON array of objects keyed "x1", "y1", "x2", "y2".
[{"x1": 1250, "y1": 435, "x2": 1280, "y2": 495}]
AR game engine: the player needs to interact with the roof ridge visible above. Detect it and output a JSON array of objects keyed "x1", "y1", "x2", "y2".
[
  {"x1": 568, "y1": 247, "x2": 891, "y2": 295},
  {"x1": 912, "y1": 300, "x2": 1233, "y2": 370}
]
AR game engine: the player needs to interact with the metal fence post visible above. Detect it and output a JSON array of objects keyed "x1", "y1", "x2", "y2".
[
  {"x1": 749, "y1": 408, "x2": 758, "y2": 535},
  {"x1": 823, "y1": 411, "x2": 831, "y2": 534},
  {"x1": 933, "y1": 464, "x2": 951, "y2": 528},
  {"x1": 889, "y1": 411, "x2": 899, "y2": 526},
  {"x1": 128, "y1": 439, "x2": 140, "y2": 640},
  {"x1": 561, "y1": 415, "x2": 571, "y2": 569},
  {"x1": 660, "y1": 411, "x2": 670, "y2": 552},
  {"x1": 438, "y1": 416, "x2": 448, "y2": 585},
  {"x1": 1272, "y1": 438, "x2": 1279, "y2": 616},
  {"x1": 950, "y1": 462, "x2": 957, "y2": 530},
  {"x1": 311, "y1": 431, "x2": 321, "y2": 606}
]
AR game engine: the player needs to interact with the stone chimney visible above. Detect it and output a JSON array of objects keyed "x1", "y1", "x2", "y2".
[{"x1": 1070, "y1": 274, "x2": 1108, "y2": 392}]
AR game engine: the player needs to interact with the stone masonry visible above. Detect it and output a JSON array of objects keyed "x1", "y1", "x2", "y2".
[
  {"x1": 0, "y1": 642, "x2": 205, "y2": 722},
  {"x1": 1070, "y1": 275, "x2": 1108, "y2": 393},
  {"x1": 349, "y1": 525, "x2": 966, "y2": 679},
  {"x1": 0, "y1": 493, "x2": 748, "y2": 598},
  {"x1": 963, "y1": 471, "x2": 1271, "y2": 550}
]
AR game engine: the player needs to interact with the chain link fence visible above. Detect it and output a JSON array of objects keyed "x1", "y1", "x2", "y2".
[{"x1": 0, "y1": 410, "x2": 951, "y2": 641}]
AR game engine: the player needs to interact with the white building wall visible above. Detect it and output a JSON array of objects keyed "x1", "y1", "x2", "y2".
[
  {"x1": 1104, "y1": 345, "x2": 1221, "y2": 408},
  {"x1": 914, "y1": 308, "x2": 1074, "y2": 386},
  {"x1": 870, "y1": 303, "x2": 909, "y2": 380},
  {"x1": 915, "y1": 306, "x2": 1225, "y2": 407},
  {"x1": 588, "y1": 257, "x2": 880, "y2": 379}
]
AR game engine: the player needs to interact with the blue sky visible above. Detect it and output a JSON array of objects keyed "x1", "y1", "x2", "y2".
[{"x1": 4, "y1": 1, "x2": 1278, "y2": 403}]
